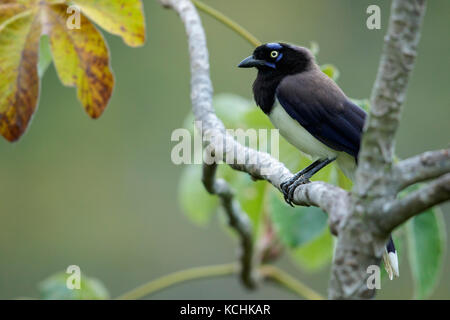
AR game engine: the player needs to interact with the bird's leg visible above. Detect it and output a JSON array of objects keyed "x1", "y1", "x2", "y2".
[
  {"x1": 282, "y1": 157, "x2": 336, "y2": 206},
  {"x1": 280, "y1": 159, "x2": 322, "y2": 192}
]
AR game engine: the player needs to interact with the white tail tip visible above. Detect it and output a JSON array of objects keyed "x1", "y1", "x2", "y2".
[{"x1": 383, "y1": 250, "x2": 399, "y2": 280}]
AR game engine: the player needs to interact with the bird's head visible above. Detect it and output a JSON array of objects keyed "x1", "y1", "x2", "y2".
[{"x1": 238, "y1": 43, "x2": 315, "y2": 76}]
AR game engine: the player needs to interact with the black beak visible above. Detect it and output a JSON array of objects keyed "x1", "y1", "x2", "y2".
[{"x1": 238, "y1": 55, "x2": 265, "y2": 68}]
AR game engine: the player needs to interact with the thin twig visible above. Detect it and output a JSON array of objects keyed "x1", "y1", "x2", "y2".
[
  {"x1": 202, "y1": 157, "x2": 256, "y2": 288},
  {"x1": 116, "y1": 263, "x2": 238, "y2": 300},
  {"x1": 192, "y1": 0, "x2": 261, "y2": 47},
  {"x1": 117, "y1": 263, "x2": 323, "y2": 300},
  {"x1": 259, "y1": 265, "x2": 324, "y2": 300}
]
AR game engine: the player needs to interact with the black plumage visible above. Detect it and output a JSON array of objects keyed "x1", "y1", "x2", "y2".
[
  {"x1": 276, "y1": 72, "x2": 366, "y2": 159},
  {"x1": 244, "y1": 43, "x2": 366, "y2": 161}
]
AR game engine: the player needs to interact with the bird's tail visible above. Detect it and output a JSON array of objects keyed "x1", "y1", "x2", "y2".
[{"x1": 383, "y1": 236, "x2": 399, "y2": 280}]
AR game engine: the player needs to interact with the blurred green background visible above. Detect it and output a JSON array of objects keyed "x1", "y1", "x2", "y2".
[{"x1": 0, "y1": 0, "x2": 449, "y2": 299}]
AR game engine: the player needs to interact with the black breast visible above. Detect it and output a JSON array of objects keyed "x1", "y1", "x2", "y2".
[{"x1": 252, "y1": 72, "x2": 284, "y2": 114}]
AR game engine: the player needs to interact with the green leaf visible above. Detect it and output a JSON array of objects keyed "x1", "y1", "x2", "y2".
[
  {"x1": 182, "y1": 112, "x2": 195, "y2": 134},
  {"x1": 350, "y1": 98, "x2": 371, "y2": 113},
  {"x1": 406, "y1": 206, "x2": 446, "y2": 299},
  {"x1": 38, "y1": 35, "x2": 52, "y2": 78},
  {"x1": 309, "y1": 41, "x2": 319, "y2": 57},
  {"x1": 234, "y1": 176, "x2": 267, "y2": 232},
  {"x1": 180, "y1": 95, "x2": 268, "y2": 231},
  {"x1": 320, "y1": 64, "x2": 340, "y2": 81},
  {"x1": 214, "y1": 165, "x2": 266, "y2": 237},
  {"x1": 39, "y1": 272, "x2": 109, "y2": 300},
  {"x1": 178, "y1": 165, "x2": 219, "y2": 226},
  {"x1": 213, "y1": 93, "x2": 252, "y2": 129},
  {"x1": 336, "y1": 165, "x2": 353, "y2": 190},
  {"x1": 242, "y1": 106, "x2": 273, "y2": 130},
  {"x1": 290, "y1": 228, "x2": 334, "y2": 272},
  {"x1": 279, "y1": 143, "x2": 305, "y2": 172},
  {"x1": 269, "y1": 190, "x2": 327, "y2": 247},
  {"x1": 310, "y1": 160, "x2": 338, "y2": 185},
  {"x1": 242, "y1": 106, "x2": 303, "y2": 170}
]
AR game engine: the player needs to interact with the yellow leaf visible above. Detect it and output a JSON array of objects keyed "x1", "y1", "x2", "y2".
[
  {"x1": 72, "y1": 0, "x2": 145, "y2": 47},
  {"x1": 0, "y1": 3, "x2": 28, "y2": 26},
  {"x1": 0, "y1": 10, "x2": 41, "y2": 141},
  {"x1": 0, "y1": 0, "x2": 146, "y2": 141},
  {"x1": 0, "y1": 0, "x2": 38, "y2": 7},
  {"x1": 44, "y1": 4, "x2": 114, "y2": 118}
]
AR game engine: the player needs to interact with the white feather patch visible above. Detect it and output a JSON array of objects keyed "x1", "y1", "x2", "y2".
[
  {"x1": 268, "y1": 103, "x2": 356, "y2": 180},
  {"x1": 383, "y1": 250, "x2": 400, "y2": 280},
  {"x1": 269, "y1": 104, "x2": 337, "y2": 159}
]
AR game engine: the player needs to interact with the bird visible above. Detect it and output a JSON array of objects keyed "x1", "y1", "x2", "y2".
[{"x1": 238, "y1": 42, "x2": 399, "y2": 280}]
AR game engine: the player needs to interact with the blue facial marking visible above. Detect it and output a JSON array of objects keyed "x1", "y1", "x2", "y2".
[
  {"x1": 266, "y1": 43, "x2": 282, "y2": 50},
  {"x1": 275, "y1": 53, "x2": 283, "y2": 62},
  {"x1": 265, "y1": 62, "x2": 276, "y2": 69}
]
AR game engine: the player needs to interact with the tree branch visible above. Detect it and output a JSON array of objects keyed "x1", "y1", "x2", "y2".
[
  {"x1": 202, "y1": 156, "x2": 256, "y2": 288},
  {"x1": 117, "y1": 263, "x2": 238, "y2": 300},
  {"x1": 381, "y1": 173, "x2": 450, "y2": 232},
  {"x1": 356, "y1": 0, "x2": 427, "y2": 194},
  {"x1": 259, "y1": 265, "x2": 324, "y2": 300},
  {"x1": 330, "y1": 0, "x2": 428, "y2": 299},
  {"x1": 393, "y1": 149, "x2": 450, "y2": 191}
]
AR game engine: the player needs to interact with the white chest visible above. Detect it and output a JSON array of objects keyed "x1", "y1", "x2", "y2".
[{"x1": 268, "y1": 104, "x2": 337, "y2": 160}]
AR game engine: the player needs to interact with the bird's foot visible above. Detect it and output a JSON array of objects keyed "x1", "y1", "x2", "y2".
[{"x1": 280, "y1": 175, "x2": 310, "y2": 207}]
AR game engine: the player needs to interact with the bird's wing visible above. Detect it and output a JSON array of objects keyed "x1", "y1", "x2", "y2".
[{"x1": 276, "y1": 71, "x2": 366, "y2": 158}]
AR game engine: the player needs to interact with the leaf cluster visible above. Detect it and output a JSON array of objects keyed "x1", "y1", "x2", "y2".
[{"x1": 0, "y1": 0, "x2": 145, "y2": 141}]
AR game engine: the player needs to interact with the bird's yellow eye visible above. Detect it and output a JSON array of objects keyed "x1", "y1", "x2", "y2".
[{"x1": 270, "y1": 50, "x2": 279, "y2": 58}]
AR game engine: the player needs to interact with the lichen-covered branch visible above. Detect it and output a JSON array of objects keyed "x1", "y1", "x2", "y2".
[
  {"x1": 202, "y1": 156, "x2": 256, "y2": 288},
  {"x1": 381, "y1": 173, "x2": 450, "y2": 232},
  {"x1": 357, "y1": 0, "x2": 427, "y2": 185},
  {"x1": 393, "y1": 149, "x2": 450, "y2": 191},
  {"x1": 330, "y1": 0, "x2": 428, "y2": 299}
]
